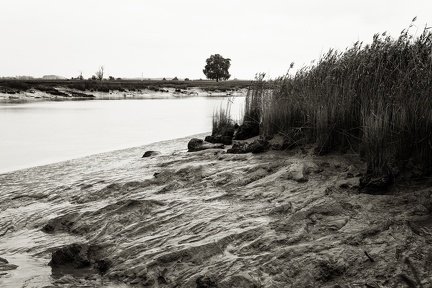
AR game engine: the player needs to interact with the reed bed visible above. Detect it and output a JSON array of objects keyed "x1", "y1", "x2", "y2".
[{"x1": 243, "y1": 20, "x2": 432, "y2": 177}]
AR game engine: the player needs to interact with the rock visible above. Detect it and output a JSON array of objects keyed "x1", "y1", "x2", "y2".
[
  {"x1": 227, "y1": 139, "x2": 269, "y2": 154},
  {"x1": 196, "y1": 275, "x2": 218, "y2": 288},
  {"x1": 41, "y1": 212, "x2": 79, "y2": 234},
  {"x1": 234, "y1": 121, "x2": 259, "y2": 140},
  {"x1": 205, "y1": 135, "x2": 232, "y2": 145},
  {"x1": 336, "y1": 178, "x2": 360, "y2": 189},
  {"x1": 49, "y1": 243, "x2": 92, "y2": 268},
  {"x1": 227, "y1": 142, "x2": 249, "y2": 154},
  {"x1": 248, "y1": 139, "x2": 270, "y2": 153},
  {"x1": 187, "y1": 138, "x2": 224, "y2": 152},
  {"x1": 142, "y1": 151, "x2": 160, "y2": 158},
  {"x1": 359, "y1": 173, "x2": 393, "y2": 193},
  {"x1": 286, "y1": 163, "x2": 308, "y2": 183},
  {"x1": 49, "y1": 243, "x2": 109, "y2": 274}
]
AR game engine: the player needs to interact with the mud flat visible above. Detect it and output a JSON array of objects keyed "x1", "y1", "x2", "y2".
[{"x1": 1, "y1": 135, "x2": 432, "y2": 287}]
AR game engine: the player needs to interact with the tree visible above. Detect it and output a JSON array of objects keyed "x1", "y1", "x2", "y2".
[
  {"x1": 203, "y1": 54, "x2": 231, "y2": 82},
  {"x1": 95, "y1": 66, "x2": 104, "y2": 81}
]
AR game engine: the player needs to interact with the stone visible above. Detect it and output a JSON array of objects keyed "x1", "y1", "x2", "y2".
[
  {"x1": 49, "y1": 243, "x2": 109, "y2": 274},
  {"x1": 196, "y1": 275, "x2": 218, "y2": 288},
  {"x1": 142, "y1": 151, "x2": 160, "y2": 158},
  {"x1": 248, "y1": 139, "x2": 270, "y2": 153},
  {"x1": 359, "y1": 173, "x2": 393, "y2": 194},
  {"x1": 286, "y1": 163, "x2": 308, "y2": 183},
  {"x1": 49, "y1": 243, "x2": 92, "y2": 269},
  {"x1": 227, "y1": 139, "x2": 269, "y2": 154},
  {"x1": 205, "y1": 135, "x2": 232, "y2": 145},
  {"x1": 227, "y1": 142, "x2": 249, "y2": 154},
  {"x1": 234, "y1": 121, "x2": 259, "y2": 140},
  {"x1": 187, "y1": 138, "x2": 224, "y2": 152}
]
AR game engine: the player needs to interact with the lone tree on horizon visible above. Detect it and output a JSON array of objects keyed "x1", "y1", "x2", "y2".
[
  {"x1": 95, "y1": 66, "x2": 104, "y2": 81},
  {"x1": 203, "y1": 54, "x2": 231, "y2": 82}
]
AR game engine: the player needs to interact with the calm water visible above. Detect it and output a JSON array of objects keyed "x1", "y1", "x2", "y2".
[{"x1": 0, "y1": 97, "x2": 244, "y2": 174}]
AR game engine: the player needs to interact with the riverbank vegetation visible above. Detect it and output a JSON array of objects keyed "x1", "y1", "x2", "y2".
[{"x1": 238, "y1": 21, "x2": 432, "y2": 181}]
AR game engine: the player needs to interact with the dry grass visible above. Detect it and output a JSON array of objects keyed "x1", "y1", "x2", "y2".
[{"x1": 242, "y1": 19, "x2": 432, "y2": 177}]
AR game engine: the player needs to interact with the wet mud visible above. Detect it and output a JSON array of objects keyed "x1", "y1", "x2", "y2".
[{"x1": 1, "y1": 136, "x2": 432, "y2": 287}]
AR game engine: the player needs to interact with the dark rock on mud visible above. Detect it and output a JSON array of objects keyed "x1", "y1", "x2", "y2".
[
  {"x1": 49, "y1": 243, "x2": 110, "y2": 274},
  {"x1": 285, "y1": 162, "x2": 309, "y2": 183},
  {"x1": 42, "y1": 212, "x2": 80, "y2": 234},
  {"x1": 196, "y1": 275, "x2": 218, "y2": 288},
  {"x1": 359, "y1": 173, "x2": 393, "y2": 193},
  {"x1": 205, "y1": 135, "x2": 233, "y2": 145},
  {"x1": 234, "y1": 121, "x2": 259, "y2": 140},
  {"x1": 227, "y1": 142, "x2": 249, "y2": 154},
  {"x1": 142, "y1": 150, "x2": 160, "y2": 158},
  {"x1": 227, "y1": 139, "x2": 269, "y2": 154},
  {"x1": 248, "y1": 138, "x2": 270, "y2": 153},
  {"x1": 187, "y1": 138, "x2": 224, "y2": 152},
  {"x1": 49, "y1": 243, "x2": 92, "y2": 268}
]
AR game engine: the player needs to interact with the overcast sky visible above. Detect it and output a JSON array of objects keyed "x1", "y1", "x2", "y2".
[{"x1": 1, "y1": 0, "x2": 431, "y2": 80}]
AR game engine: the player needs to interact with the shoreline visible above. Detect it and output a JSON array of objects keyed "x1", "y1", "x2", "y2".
[
  {"x1": 0, "y1": 132, "x2": 209, "y2": 176},
  {"x1": 0, "y1": 79, "x2": 249, "y2": 102}
]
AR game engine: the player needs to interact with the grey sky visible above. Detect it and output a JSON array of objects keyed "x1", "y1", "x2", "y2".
[{"x1": 1, "y1": 0, "x2": 431, "y2": 80}]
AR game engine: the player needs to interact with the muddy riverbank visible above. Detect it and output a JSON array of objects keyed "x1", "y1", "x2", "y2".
[
  {"x1": 1, "y1": 135, "x2": 432, "y2": 287},
  {"x1": 0, "y1": 80, "x2": 248, "y2": 102}
]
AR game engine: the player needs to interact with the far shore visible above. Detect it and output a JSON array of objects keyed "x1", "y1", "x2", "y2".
[{"x1": 0, "y1": 79, "x2": 250, "y2": 102}]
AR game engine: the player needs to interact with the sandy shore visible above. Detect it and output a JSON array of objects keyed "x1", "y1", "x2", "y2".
[{"x1": 1, "y1": 135, "x2": 432, "y2": 287}]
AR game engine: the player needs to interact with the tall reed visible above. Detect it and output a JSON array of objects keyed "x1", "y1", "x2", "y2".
[
  {"x1": 212, "y1": 99, "x2": 235, "y2": 136},
  {"x1": 243, "y1": 20, "x2": 432, "y2": 176}
]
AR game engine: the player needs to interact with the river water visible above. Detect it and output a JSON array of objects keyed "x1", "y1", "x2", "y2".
[{"x1": 0, "y1": 96, "x2": 244, "y2": 174}]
